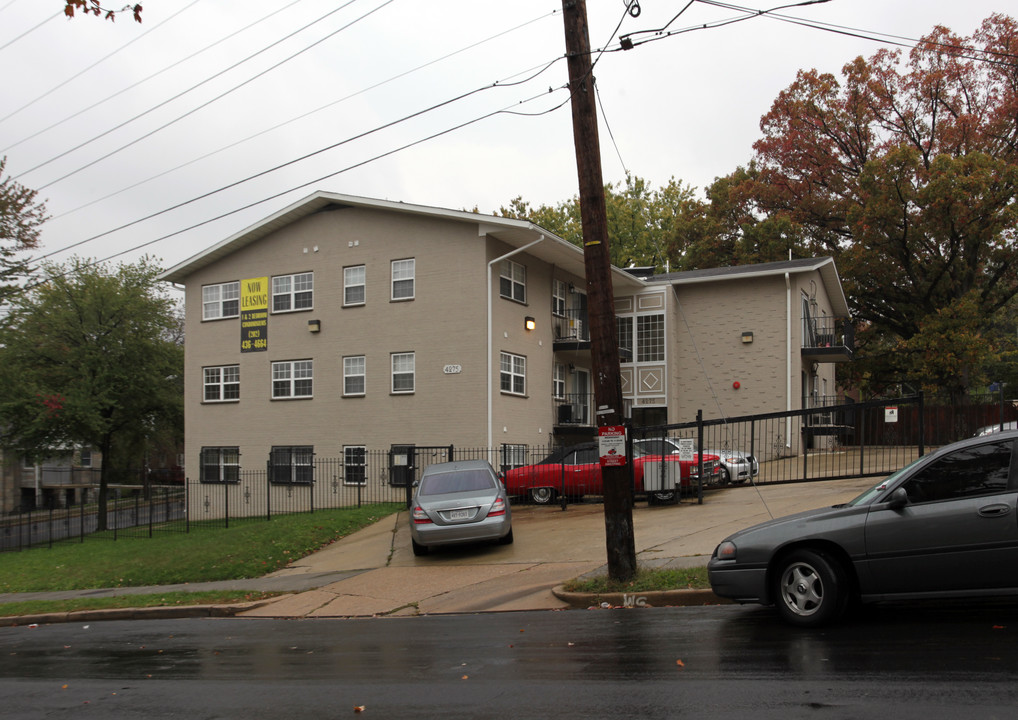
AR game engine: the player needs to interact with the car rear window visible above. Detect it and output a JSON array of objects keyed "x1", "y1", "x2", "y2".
[{"x1": 420, "y1": 470, "x2": 495, "y2": 496}]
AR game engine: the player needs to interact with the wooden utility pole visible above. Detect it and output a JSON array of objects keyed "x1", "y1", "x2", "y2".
[{"x1": 561, "y1": 0, "x2": 637, "y2": 581}]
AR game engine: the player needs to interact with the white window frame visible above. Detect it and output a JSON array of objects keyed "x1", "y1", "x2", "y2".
[
  {"x1": 344, "y1": 356, "x2": 366, "y2": 396},
  {"x1": 553, "y1": 363, "x2": 566, "y2": 399},
  {"x1": 636, "y1": 314, "x2": 665, "y2": 363},
  {"x1": 500, "y1": 259, "x2": 527, "y2": 303},
  {"x1": 552, "y1": 279, "x2": 567, "y2": 317},
  {"x1": 204, "y1": 365, "x2": 240, "y2": 402},
  {"x1": 272, "y1": 360, "x2": 313, "y2": 399},
  {"x1": 272, "y1": 272, "x2": 314, "y2": 313},
  {"x1": 201, "y1": 447, "x2": 240, "y2": 483},
  {"x1": 500, "y1": 351, "x2": 526, "y2": 396},
  {"x1": 344, "y1": 265, "x2": 365, "y2": 306},
  {"x1": 391, "y1": 352, "x2": 415, "y2": 394},
  {"x1": 202, "y1": 281, "x2": 240, "y2": 321},
  {"x1": 344, "y1": 446, "x2": 367, "y2": 486},
  {"x1": 391, "y1": 259, "x2": 415, "y2": 301}
]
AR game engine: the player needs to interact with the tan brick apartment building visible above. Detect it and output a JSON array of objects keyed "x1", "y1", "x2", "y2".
[{"x1": 158, "y1": 192, "x2": 851, "y2": 489}]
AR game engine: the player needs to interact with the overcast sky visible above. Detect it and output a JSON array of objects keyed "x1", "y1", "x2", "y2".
[{"x1": 0, "y1": 0, "x2": 1007, "y2": 276}]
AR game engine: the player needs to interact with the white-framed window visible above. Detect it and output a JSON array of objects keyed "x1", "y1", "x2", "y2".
[
  {"x1": 200, "y1": 447, "x2": 240, "y2": 483},
  {"x1": 500, "y1": 351, "x2": 526, "y2": 395},
  {"x1": 202, "y1": 281, "x2": 240, "y2": 320},
  {"x1": 204, "y1": 365, "x2": 240, "y2": 402},
  {"x1": 391, "y1": 259, "x2": 415, "y2": 300},
  {"x1": 272, "y1": 360, "x2": 313, "y2": 398},
  {"x1": 344, "y1": 265, "x2": 365, "y2": 306},
  {"x1": 553, "y1": 363, "x2": 566, "y2": 399},
  {"x1": 500, "y1": 259, "x2": 526, "y2": 303},
  {"x1": 552, "y1": 279, "x2": 567, "y2": 316},
  {"x1": 272, "y1": 272, "x2": 313, "y2": 312},
  {"x1": 344, "y1": 446, "x2": 366, "y2": 486},
  {"x1": 270, "y1": 446, "x2": 314, "y2": 484},
  {"x1": 617, "y1": 316, "x2": 633, "y2": 363},
  {"x1": 344, "y1": 356, "x2": 365, "y2": 396},
  {"x1": 501, "y1": 443, "x2": 529, "y2": 471},
  {"x1": 637, "y1": 314, "x2": 664, "y2": 362},
  {"x1": 79, "y1": 448, "x2": 92, "y2": 468},
  {"x1": 391, "y1": 352, "x2": 415, "y2": 393}
]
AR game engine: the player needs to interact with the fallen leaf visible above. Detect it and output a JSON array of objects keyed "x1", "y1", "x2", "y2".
[
  {"x1": 461, "y1": 675, "x2": 469, "y2": 680},
  {"x1": 676, "y1": 659, "x2": 685, "y2": 668},
  {"x1": 354, "y1": 706, "x2": 366, "y2": 713}
]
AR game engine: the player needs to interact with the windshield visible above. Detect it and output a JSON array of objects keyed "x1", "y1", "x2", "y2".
[
  {"x1": 844, "y1": 456, "x2": 924, "y2": 506},
  {"x1": 419, "y1": 470, "x2": 495, "y2": 496}
]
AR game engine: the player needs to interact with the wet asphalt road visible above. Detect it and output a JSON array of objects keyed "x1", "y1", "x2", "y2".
[{"x1": 2, "y1": 601, "x2": 1018, "y2": 719}]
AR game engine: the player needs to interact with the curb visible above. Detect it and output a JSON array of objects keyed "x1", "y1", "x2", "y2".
[
  {"x1": 552, "y1": 585, "x2": 732, "y2": 609},
  {"x1": 2, "y1": 598, "x2": 282, "y2": 628}
]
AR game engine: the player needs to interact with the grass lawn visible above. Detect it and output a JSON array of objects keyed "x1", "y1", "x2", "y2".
[
  {"x1": 0, "y1": 504, "x2": 400, "y2": 616},
  {"x1": 562, "y1": 565, "x2": 711, "y2": 594}
]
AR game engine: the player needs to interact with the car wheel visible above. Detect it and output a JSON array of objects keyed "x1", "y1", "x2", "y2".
[
  {"x1": 497, "y1": 527, "x2": 514, "y2": 545},
  {"x1": 411, "y1": 538, "x2": 429, "y2": 556},
  {"x1": 530, "y1": 487, "x2": 556, "y2": 505},
  {"x1": 650, "y1": 491, "x2": 675, "y2": 505},
  {"x1": 773, "y1": 549, "x2": 848, "y2": 627},
  {"x1": 719, "y1": 467, "x2": 731, "y2": 485}
]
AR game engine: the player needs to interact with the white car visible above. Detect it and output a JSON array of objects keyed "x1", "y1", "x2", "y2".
[{"x1": 705, "y1": 449, "x2": 759, "y2": 484}]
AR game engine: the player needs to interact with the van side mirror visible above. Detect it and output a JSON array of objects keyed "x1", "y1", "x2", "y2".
[{"x1": 888, "y1": 487, "x2": 909, "y2": 511}]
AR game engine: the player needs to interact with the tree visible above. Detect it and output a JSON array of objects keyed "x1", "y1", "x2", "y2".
[
  {"x1": 64, "y1": 1, "x2": 143, "y2": 22},
  {"x1": 0, "y1": 158, "x2": 48, "y2": 307},
  {"x1": 0, "y1": 257, "x2": 182, "y2": 528},
  {"x1": 498, "y1": 174, "x2": 702, "y2": 269},
  {"x1": 718, "y1": 14, "x2": 1018, "y2": 400}
]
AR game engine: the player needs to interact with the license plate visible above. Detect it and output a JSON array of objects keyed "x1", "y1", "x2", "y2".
[{"x1": 449, "y1": 509, "x2": 471, "y2": 521}]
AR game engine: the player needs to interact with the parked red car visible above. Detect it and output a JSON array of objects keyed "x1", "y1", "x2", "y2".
[{"x1": 502, "y1": 442, "x2": 721, "y2": 505}]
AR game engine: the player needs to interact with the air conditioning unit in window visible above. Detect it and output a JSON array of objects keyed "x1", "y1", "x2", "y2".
[{"x1": 570, "y1": 319, "x2": 583, "y2": 339}]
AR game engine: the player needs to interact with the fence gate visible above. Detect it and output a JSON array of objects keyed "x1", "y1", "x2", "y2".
[{"x1": 388, "y1": 444, "x2": 456, "y2": 507}]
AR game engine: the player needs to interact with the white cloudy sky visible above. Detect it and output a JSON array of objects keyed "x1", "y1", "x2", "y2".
[{"x1": 0, "y1": 0, "x2": 1007, "y2": 275}]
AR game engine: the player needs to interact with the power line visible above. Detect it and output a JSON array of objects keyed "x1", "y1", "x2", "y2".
[
  {"x1": 1, "y1": 0, "x2": 308, "y2": 155},
  {"x1": 20, "y1": 0, "x2": 384, "y2": 187},
  {"x1": 0, "y1": 2, "x2": 200, "y2": 126},
  {"x1": 0, "y1": 8, "x2": 60, "y2": 53}
]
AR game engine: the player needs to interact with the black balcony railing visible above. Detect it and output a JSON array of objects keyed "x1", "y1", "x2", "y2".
[
  {"x1": 552, "y1": 310, "x2": 589, "y2": 344},
  {"x1": 553, "y1": 393, "x2": 594, "y2": 426},
  {"x1": 802, "y1": 316, "x2": 854, "y2": 362}
]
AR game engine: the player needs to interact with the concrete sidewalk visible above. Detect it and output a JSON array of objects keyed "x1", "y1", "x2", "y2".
[{"x1": 1, "y1": 477, "x2": 877, "y2": 623}]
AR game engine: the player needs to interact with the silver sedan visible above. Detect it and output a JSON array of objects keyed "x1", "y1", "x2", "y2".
[
  {"x1": 409, "y1": 459, "x2": 513, "y2": 556},
  {"x1": 709, "y1": 431, "x2": 1018, "y2": 626}
]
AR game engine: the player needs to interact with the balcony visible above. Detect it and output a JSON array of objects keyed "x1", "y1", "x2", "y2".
[
  {"x1": 553, "y1": 393, "x2": 594, "y2": 427},
  {"x1": 553, "y1": 310, "x2": 589, "y2": 351},
  {"x1": 802, "y1": 316, "x2": 854, "y2": 363}
]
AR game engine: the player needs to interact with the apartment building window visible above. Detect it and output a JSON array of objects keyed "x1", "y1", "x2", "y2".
[
  {"x1": 500, "y1": 351, "x2": 526, "y2": 395},
  {"x1": 391, "y1": 259, "x2": 415, "y2": 300},
  {"x1": 270, "y1": 446, "x2": 314, "y2": 484},
  {"x1": 637, "y1": 314, "x2": 665, "y2": 362},
  {"x1": 344, "y1": 265, "x2": 365, "y2": 306},
  {"x1": 344, "y1": 446, "x2": 366, "y2": 486},
  {"x1": 500, "y1": 259, "x2": 526, "y2": 303},
  {"x1": 272, "y1": 360, "x2": 313, "y2": 398},
  {"x1": 553, "y1": 363, "x2": 566, "y2": 399},
  {"x1": 200, "y1": 447, "x2": 239, "y2": 483},
  {"x1": 79, "y1": 449, "x2": 92, "y2": 467},
  {"x1": 617, "y1": 316, "x2": 633, "y2": 363},
  {"x1": 202, "y1": 281, "x2": 239, "y2": 320},
  {"x1": 344, "y1": 356, "x2": 365, "y2": 396},
  {"x1": 204, "y1": 365, "x2": 240, "y2": 402},
  {"x1": 552, "y1": 279, "x2": 567, "y2": 316},
  {"x1": 391, "y1": 352, "x2": 415, "y2": 393},
  {"x1": 272, "y1": 272, "x2": 313, "y2": 312},
  {"x1": 501, "y1": 444, "x2": 528, "y2": 471}
]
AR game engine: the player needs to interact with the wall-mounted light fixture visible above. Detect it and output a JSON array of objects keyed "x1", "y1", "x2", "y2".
[
  {"x1": 741, "y1": 331, "x2": 753, "y2": 344},
  {"x1": 524, "y1": 316, "x2": 536, "y2": 331},
  {"x1": 308, "y1": 319, "x2": 321, "y2": 333}
]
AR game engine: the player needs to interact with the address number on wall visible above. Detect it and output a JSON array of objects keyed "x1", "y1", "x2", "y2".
[{"x1": 443, "y1": 364, "x2": 462, "y2": 374}]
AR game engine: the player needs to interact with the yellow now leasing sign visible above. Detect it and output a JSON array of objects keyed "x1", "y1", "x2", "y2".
[{"x1": 240, "y1": 277, "x2": 268, "y2": 353}]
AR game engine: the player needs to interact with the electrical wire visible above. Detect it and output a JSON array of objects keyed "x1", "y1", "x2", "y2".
[
  {"x1": 0, "y1": 8, "x2": 60, "y2": 53},
  {"x1": 0, "y1": 2, "x2": 200, "y2": 125},
  {"x1": 1, "y1": 0, "x2": 307, "y2": 155}
]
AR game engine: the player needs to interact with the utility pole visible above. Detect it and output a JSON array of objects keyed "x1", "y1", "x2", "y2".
[{"x1": 560, "y1": 0, "x2": 636, "y2": 582}]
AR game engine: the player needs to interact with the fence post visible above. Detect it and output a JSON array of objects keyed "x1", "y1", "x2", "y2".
[
  {"x1": 696, "y1": 409, "x2": 704, "y2": 505},
  {"x1": 224, "y1": 476, "x2": 230, "y2": 529},
  {"x1": 918, "y1": 392, "x2": 926, "y2": 457},
  {"x1": 265, "y1": 458, "x2": 271, "y2": 521}
]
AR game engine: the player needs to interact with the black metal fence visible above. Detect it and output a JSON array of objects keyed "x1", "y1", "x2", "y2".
[{"x1": 1, "y1": 485, "x2": 185, "y2": 553}]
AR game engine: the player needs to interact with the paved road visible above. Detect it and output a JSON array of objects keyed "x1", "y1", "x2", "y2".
[{"x1": 2, "y1": 602, "x2": 1017, "y2": 719}]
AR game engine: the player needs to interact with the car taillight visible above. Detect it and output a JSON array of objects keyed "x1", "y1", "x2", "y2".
[
  {"x1": 487, "y1": 497, "x2": 506, "y2": 517},
  {"x1": 412, "y1": 506, "x2": 432, "y2": 524}
]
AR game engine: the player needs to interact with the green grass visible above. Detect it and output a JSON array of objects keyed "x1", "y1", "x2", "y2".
[
  {"x1": 562, "y1": 565, "x2": 710, "y2": 594},
  {"x1": 0, "y1": 504, "x2": 400, "y2": 594}
]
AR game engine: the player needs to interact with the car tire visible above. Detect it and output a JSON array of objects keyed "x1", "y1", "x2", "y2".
[
  {"x1": 411, "y1": 538, "x2": 429, "y2": 557},
  {"x1": 530, "y1": 487, "x2": 556, "y2": 505},
  {"x1": 497, "y1": 527, "x2": 514, "y2": 545},
  {"x1": 649, "y1": 491, "x2": 675, "y2": 505},
  {"x1": 772, "y1": 548, "x2": 849, "y2": 627},
  {"x1": 719, "y1": 467, "x2": 731, "y2": 485}
]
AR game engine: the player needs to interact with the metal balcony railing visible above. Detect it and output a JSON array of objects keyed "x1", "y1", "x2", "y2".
[{"x1": 802, "y1": 316, "x2": 854, "y2": 362}]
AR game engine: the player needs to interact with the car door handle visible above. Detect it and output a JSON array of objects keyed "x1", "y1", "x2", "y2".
[{"x1": 978, "y1": 503, "x2": 1011, "y2": 518}]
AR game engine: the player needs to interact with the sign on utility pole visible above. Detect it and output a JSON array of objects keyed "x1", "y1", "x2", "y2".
[{"x1": 560, "y1": 0, "x2": 637, "y2": 582}]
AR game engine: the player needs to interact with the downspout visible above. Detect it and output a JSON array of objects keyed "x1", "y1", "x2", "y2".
[
  {"x1": 785, "y1": 273, "x2": 793, "y2": 449},
  {"x1": 487, "y1": 235, "x2": 545, "y2": 448}
]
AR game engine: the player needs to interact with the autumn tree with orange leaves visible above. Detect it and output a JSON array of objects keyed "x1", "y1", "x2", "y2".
[{"x1": 681, "y1": 14, "x2": 1018, "y2": 401}]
